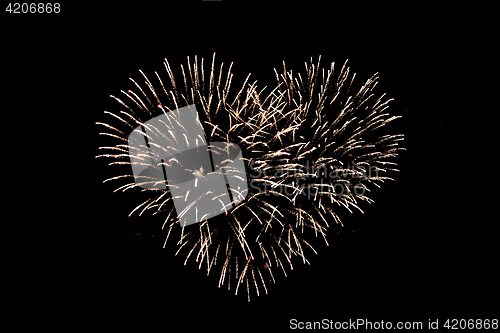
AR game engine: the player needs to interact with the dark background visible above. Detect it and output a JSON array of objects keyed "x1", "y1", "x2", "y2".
[{"x1": 2, "y1": 1, "x2": 495, "y2": 330}]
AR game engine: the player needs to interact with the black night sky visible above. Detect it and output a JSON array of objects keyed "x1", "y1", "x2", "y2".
[{"x1": 2, "y1": 2, "x2": 495, "y2": 331}]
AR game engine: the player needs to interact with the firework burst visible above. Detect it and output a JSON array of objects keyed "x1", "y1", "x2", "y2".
[{"x1": 96, "y1": 53, "x2": 404, "y2": 301}]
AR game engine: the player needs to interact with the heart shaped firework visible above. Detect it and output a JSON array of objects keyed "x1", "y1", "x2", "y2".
[{"x1": 96, "y1": 53, "x2": 404, "y2": 301}]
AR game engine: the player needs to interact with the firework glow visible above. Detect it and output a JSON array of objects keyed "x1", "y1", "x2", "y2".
[{"x1": 96, "y1": 53, "x2": 404, "y2": 301}]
